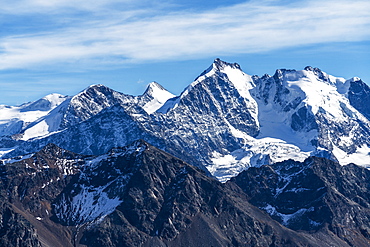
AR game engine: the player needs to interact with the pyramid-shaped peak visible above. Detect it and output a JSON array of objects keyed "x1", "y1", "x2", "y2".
[
  {"x1": 143, "y1": 81, "x2": 168, "y2": 96},
  {"x1": 141, "y1": 82, "x2": 175, "y2": 114},
  {"x1": 148, "y1": 81, "x2": 165, "y2": 89},
  {"x1": 349, "y1": 77, "x2": 362, "y2": 83}
]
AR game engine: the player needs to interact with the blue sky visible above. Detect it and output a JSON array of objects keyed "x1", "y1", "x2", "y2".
[{"x1": 1, "y1": 0, "x2": 370, "y2": 105}]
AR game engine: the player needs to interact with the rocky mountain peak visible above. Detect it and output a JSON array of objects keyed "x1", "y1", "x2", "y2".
[
  {"x1": 81, "y1": 83, "x2": 111, "y2": 93},
  {"x1": 303, "y1": 66, "x2": 316, "y2": 71},
  {"x1": 37, "y1": 142, "x2": 83, "y2": 160},
  {"x1": 194, "y1": 58, "x2": 243, "y2": 81},
  {"x1": 73, "y1": 84, "x2": 118, "y2": 105},
  {"x1": 213, "y1": 58, "x2": 241, "y2": 70}
]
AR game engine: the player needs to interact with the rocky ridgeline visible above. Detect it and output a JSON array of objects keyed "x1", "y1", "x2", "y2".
[{"x1": 0, "y1": 141, "x2": 368, "y2": 246}]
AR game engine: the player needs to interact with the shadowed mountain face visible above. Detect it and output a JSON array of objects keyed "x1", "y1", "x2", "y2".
[
  {"x1": 230, "y1": 156, "x2": 370, "y2": 246},
  {"x1": 0, "y1": 141, "x2": 361, "y2": 246}
]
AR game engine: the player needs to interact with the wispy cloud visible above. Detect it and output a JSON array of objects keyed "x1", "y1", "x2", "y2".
[
  {"x1": 0, "y1": 0, "x2": 139, "y2": 14},
  {"x1": 1, "y1": 0, "x2": 369, "y2": 70}
]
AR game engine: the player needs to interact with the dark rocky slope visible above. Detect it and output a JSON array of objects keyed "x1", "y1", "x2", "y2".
[
  {"x1": 0, "y1": 141, "x2": 355, "y2": 246},
  {"x1": 230, "y1": 156, "x2": 370, "y2": 246}
]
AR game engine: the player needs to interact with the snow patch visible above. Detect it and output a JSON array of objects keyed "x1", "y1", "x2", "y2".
[
  {"x1": 54, "y1": 184, "x2": 122, "y2": 225},
  {"x1": 332, "y1": 144, "x2": 370, "y2": 168},
  {"x1": 2, "y1": 153, "x2": 33, "y2": 164},
  {"x1": 0, "y1": 148, "x2": 15, "y2": 159},
  {"x1": 210, "y1": 135, "x2": 310, "y2": 182},
  {"x1": 263, "y1": 204, "x2": 315, "y2": 226}
]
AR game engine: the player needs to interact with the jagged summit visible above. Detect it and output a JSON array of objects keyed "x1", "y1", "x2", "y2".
[
  {"x1": 213, "y1": 58, "x2": 241, "y2": 70},
  {"x1": 196, "y1": 58, "x2": 242, "y2": 80},
  {"x1": 303, "y1": 65, "x2": 316, "y2": 71},
  {"x1": 37, "y1": 142, "x2": 81, "y2": 158},
  {"x1": 171, "y1": 58, "x2": 255, "y2": 108},
  {"x1": 80, "y1": 83, "x2": 111, "y2": 92}
]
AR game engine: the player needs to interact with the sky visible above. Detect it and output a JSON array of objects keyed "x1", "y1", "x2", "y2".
[{"x1": 1, "y1": 0, "x2": 370, "y2": 105}]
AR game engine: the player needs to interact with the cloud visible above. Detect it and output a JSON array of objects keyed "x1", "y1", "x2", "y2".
[
  {"x1": 0, "y1": 0, "x2": 369, "y2": 70},
  {"x1": 0, "y1": 0, "x2": 139, "y2": 14}
]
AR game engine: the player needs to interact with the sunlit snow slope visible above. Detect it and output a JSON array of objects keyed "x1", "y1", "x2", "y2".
[{"x1": 0, "y1": 93, "x2": 68, "y2": 138}]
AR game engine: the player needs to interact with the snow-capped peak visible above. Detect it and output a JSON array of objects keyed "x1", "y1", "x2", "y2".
[
  {"x1": 73, "y1": 84, "x2": 115, "y2": 100},
  {"x1": 42, "y1": 93, "x2": 68, "y2": 109},
  {"x1": 20, "y1": 93, "x2": 68, "y2": 112},
  {"x1": 213, "y1": 58, "x2": 241, "y2": 70},
  {"x1": 158, "y1": 58, "x2": 256, "y2": 114},
  {"x1": 143, "y1": 81, "x2": 175, "y2": 101},
  {"x1": 141, "y1": 82, "x2": 175, "y2": 114},
  {"x1": 189, "y1": 58, "x2": 254, "y2": 97},
  {"x1": 143, "y1": 82, "x2": 166, "y2": 96},
  {"x1": 193, "y1": 58, "x2": 243, "y2": 83},
  {"x1": 349, "y1": 77, "x2": 362, "y2": 82},
  {"x1": 277, "y1": 68, "x2": 352, "y2": 114},
  {"x1": 0, "y1": 93, "x2": 68, "y2": 137}
]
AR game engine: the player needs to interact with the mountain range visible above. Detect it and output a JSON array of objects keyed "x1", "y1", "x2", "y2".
[
  {"x1": 1, "y1": 58, "x2": 370, "y2": 182},
  {"x1": 1, "y1": 59, "x2": 370, "y2": 246},
  {"x1": 2, "y1": 140, "x2": 370, "y2": 246}
]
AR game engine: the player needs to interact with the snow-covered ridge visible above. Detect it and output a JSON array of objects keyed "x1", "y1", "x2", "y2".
[
  {"x1": 280, "y1": 68, "x2": 351, "y2": 116},
  {"x1": 0, "y1": 93, "x2": 68, "y2": 137}
]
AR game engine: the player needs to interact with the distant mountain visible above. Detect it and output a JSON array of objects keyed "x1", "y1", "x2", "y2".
[
  {"x1": 0, "y1": 141, "x2": 357, "y2": 246},
  {"x1": 1, "y1": 59, "x2": 370, "y2": 182},
  {"x1": 139, "y1": 81, "x2": 176, "y2": 114},
  {"x1": 0, "y1": 93, "x2": 67, "y2": 138}
]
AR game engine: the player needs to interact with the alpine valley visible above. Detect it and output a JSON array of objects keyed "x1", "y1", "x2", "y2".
[{"x1": 1, "y1": 59, "x2": 370, "y2": 246}]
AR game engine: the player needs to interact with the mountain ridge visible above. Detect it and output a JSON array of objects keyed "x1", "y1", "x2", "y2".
[
  {"x1": 1, "y1": 59, "x2": 370, "y2": 182},
  {"x1": 0, "y1": 140, "x2": 361, "y2": 246},
  {"x1": 229, "y1": 156, "x2": 370, "y2": 246}
]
